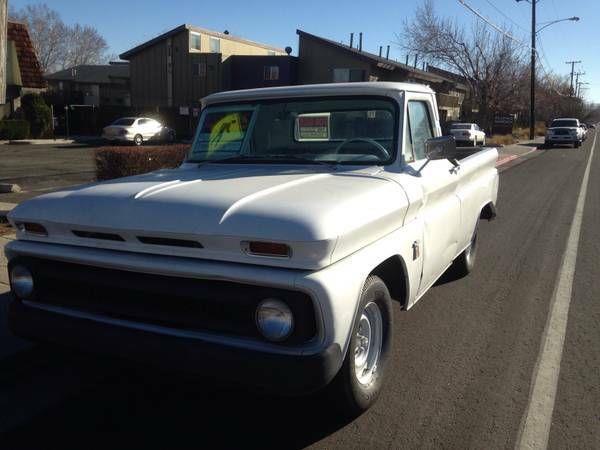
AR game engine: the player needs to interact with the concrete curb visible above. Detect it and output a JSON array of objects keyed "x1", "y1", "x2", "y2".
[
  {"x1": 496, "y1": 146, "x2": 539, "y2": 168},
  {"x1": 0, "y1": 183, "x2": 21, "y2": 194},
  {"x1": 0, "y1": 202, "x2": 17, "y2": 223}
]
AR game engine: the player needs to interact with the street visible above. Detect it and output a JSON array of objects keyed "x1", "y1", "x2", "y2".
[{"x1": 0, "y1": 134, "x2": 598, "y2": 449}]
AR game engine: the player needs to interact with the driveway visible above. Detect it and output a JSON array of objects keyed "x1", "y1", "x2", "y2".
[{"x1": 0, "y1": 143, "x2": 97, "y2": 204}]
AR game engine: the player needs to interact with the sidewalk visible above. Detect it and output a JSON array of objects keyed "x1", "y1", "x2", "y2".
[
  {"x1": 496, "y1": 137, "x2": 544, "y2": 167},
  {"x1": 0, "y1": 135, "x2": 102, "y2": 146}
]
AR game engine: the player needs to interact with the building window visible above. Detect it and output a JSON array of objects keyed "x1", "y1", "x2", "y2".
[
  {"x1": 332, "y1": 68, "x2": 365, "y2": 83},
  {"x1": 209, "y1": 37, "x2": 220, "y2": 53},
  {"x1": 264, "y1": 65, "x2": 280, "y2": 81},
  {"x1": 193, "y1": 62, "x2": 207, "y2": 77},
  {"x1": 190, "y1": 32, "x2": 201, "y2": 51}
]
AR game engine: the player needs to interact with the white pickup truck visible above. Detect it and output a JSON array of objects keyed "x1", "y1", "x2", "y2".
[{"x1": 5, "y1": 82, "x2": 498, "y2": 414}]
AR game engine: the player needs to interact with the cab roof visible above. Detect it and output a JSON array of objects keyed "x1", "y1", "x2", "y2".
[{"x1": 203, "y1": 82, "x2": 435, "y2": 106}]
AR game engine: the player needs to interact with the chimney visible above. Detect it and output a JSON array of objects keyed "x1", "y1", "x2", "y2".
[
  {"x1": 349, "y1": 33, "x2": 354, "y2": 48},
  {"x1": 379, "y1": 46, "x2": 382, "y2": 57},
  {"x1": 386, "y1": 45, "x2": 390, "y2": 59},
  {"x1": 414, "y1": 54, "x2": 418, "y2": 68},
  {"x1": 358, "y1": 32, "x2": 363, "y2": 51}
]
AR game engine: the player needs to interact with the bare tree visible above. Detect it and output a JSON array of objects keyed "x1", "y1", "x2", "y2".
[
  {"x1": 63, "y1": 24, "x2": 108, "y2": 68},
  {"x1": 10, "y1": 4, "x2": 67, "y2": 73},
  {"x1": 10, "y1": 3, "x2": 109, "y2": 73},
  {"x1": 399, "y1": 0, "x2": 526, "y2": 130}
]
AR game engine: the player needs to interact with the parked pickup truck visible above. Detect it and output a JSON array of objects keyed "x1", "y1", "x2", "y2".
[{"x1": 5, "y1": 82, "x2": 498, "y2": 414}]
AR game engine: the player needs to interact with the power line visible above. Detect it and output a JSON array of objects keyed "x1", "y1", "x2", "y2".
[
  {"x1": 457, "y1": 0, "x2": 526, "y2": 45},
  {"x1": 458, "y1": 0, "x2": 569, "y2": 97},
  {"x1": 482, "y1": 0, "x2": 528, "y2": 32}
]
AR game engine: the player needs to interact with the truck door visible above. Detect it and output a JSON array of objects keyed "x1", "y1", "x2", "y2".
[{"x1": 404, "y1": 95, "x2": 462, "y2": 295}]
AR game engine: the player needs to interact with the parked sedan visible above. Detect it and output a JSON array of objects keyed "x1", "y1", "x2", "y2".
[
  {"x1": 102, "y1": 117, "x2": 176, "y2": 146},
  {"x1": 449, "y1": 123, "x2": 486, "y2": 146}
]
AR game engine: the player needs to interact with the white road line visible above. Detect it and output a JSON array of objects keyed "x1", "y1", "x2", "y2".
[{"x1": 516, "y1": 133, "x2": 597, "y2": 449}]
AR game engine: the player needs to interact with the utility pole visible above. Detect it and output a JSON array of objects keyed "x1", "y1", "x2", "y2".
[
  {"x1": 566, "y1": 60, "x2": 581, "y2": 96},
  {"x1": 528, "y1": 0, "x2": 536, "y2": 140},
  {"x1": 517, "y1": 0, "x2": 538, "y2": 139},
  {"x1": 574, "y1": 71, "x2": 585, "y2": 95}
]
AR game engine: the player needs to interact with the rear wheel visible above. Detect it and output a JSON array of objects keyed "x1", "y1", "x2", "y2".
[
  {"x1": 482, "y1": 136, "x2": 486, "y2": 146},
  {"x1": 133, "y1": 134, "x2": 143, "y2": 146},
  {"x1": 328, "y1": 275, "x2": 392, "y2": 416},
  {"x1": 451, "y1": 226, "x2": 478, "y2": 278}
]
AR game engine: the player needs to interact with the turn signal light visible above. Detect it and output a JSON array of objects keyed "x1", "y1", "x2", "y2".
[
  {"x1": 16, "y1": 222, "x2": 48, "y2": 236},
  {"x1": 244, "y1": 241, "x2": 291, "y2": 258}
]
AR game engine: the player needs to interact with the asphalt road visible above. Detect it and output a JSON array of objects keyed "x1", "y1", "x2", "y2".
[{"x1": 0, "y1": 134, "x2": 598, "y2": 449}]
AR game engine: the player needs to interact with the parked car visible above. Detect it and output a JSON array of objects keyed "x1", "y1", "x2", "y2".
[
  {"x1": 449, "y1": 123, "x2": 486, "y2": 146},
  {"x1": 5, "y1": 82, "x2": 499, "y2": 414},
  {"x1": 580, "y1": 122, "x2": 588, "y2": 140},
  {"x1": 545, "y1": 118, "x2": 583, "y2": 148},
  {"x1": 102, "y1": 117, "x2": 176, "y2": 146}
]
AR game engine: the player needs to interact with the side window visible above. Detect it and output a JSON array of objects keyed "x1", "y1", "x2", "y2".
[
  {"x1": 138, "y1": 119, "x2": 148, "y2": 125},
  {"x1": 407, "y1": 101, "x2": 434, "y2": 160}
]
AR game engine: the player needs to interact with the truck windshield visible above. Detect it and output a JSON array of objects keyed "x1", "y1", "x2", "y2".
[
  {"x1": 187, "y1": 97, "x2": 398, "y2": 165},
  {"x1": 551, "y1": 119, "x2": 578, "y2": 128}
]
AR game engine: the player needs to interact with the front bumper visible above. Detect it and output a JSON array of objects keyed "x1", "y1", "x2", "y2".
[{"x1": 8, "y1": 298, "x2": 341, "y2": 394}]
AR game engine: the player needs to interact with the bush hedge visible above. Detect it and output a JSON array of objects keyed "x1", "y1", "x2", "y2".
[
  {"x1": 21, "y1": 93, "x2": 52, "y2": 138},
  {"x1": 95, "y1": 144, "x2": 191, "y2": 180},
  {"x1": 0, "y1": 119, "x2": 30, "y2": 140}
]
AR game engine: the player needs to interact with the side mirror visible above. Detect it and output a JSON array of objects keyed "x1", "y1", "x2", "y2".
[
  {"x1": 424, "y1": 135, "x2": 458, "y2": 160},
  {"x1": 418, "y1": 136, "x2": 459, "y2": 173}
]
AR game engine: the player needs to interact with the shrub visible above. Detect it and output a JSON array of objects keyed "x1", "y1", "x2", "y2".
[
  {"x1": 0, "y1": 119, "x2": 30, "y2": 140},
  {"x1": 95, "y1": 144, "x2": 191, "y2": 180},
  {"x1": 487, "y1": 134, "x2": 516, "y2": 147},
  {"x1": 21, "y1": 93, "x2": 52, "y2": 138}
]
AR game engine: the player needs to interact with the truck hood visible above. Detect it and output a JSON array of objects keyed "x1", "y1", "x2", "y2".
[{"x1": 9, "y1": 164, "x2": 410, "y2": 269}]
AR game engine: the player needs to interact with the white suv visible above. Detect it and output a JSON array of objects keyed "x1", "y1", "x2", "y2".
[{"x1": 545, "y1": 118, "x2": 583, "y2": 148}]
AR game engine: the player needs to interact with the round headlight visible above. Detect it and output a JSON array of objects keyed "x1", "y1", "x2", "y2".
[
  {"x1": 255, "y1": 298, "x2": 294, "y2": 342},
  {"x1": 10, "y1": 265, "x2": 34, "y2": 299}
]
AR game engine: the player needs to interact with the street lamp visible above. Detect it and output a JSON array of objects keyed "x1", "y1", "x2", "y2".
[
  {"x1": 517, "y1": 0, "x2": 580, "y2": 139},
  {"x1": 537, "y1": 17, "x2": 580, "y2": 34}
]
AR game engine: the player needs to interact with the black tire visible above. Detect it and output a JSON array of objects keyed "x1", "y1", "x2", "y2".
[
  {"x1": 167, "y1": 130, "x2": 176, "y2": 143},
  {"x1": 574, "y1": 141, "x2": 581, "y2": 149},
  {"x1": 328, "y1": 275, "x2": 393, "y2": 417},
  {"x1": 451, "y1": 225, "x2": 478, "y2": 278},
  {"x1": 133, "y1": 134, "x2": 143, "y2": 146}
]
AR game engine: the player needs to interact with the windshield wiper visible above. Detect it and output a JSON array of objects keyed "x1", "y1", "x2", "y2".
[{"x1": 196, "y1": 154, "x2": 337, "y2": 167}]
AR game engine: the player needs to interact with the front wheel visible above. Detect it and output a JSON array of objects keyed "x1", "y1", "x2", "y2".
[
  {"x1": 481, "y1": 136, "x2": 486, "y2": 146},
  {"x1": 328, "y1": 275, "x2": 392, "y2": 416},
  {"x1": 133, "y1": 134, "x2": 143, "y2": 146},
  {"x1": 574, "y1": 141, "x2": 581, "y2": 148}
]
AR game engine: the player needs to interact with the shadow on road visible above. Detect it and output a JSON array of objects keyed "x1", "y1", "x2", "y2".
[{"x1": 0, "y1": 353, "x2": 352, "y2": 449}]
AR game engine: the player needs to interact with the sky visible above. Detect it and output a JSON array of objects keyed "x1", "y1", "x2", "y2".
[{"x1": 9, "y1": 0, "x2": 600, "y2": 102}]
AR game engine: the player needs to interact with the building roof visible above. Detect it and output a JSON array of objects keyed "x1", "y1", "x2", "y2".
[
  {"x1": 119, "y1": 24, "x2": 285, "y2": 60},
  {"x1": 296, "y1": 29, "x2": 446, "y2": 85},
  {"x1": 427, "y1": 66, "x2": 469, "y2": 91},
  {"x1": 203, "y1": 81, "x2": 434, "y2": 106},
  {"x1": 45, "y1": 63, "x2": 130, "y2": 84},
  {"x1": 7, "y1": 21, "x2": 46, "y2": 89}
]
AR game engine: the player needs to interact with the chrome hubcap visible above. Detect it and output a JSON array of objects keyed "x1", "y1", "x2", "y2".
[{"x1": 354, "y1": 301, "x2": 383, "y2": 386}]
